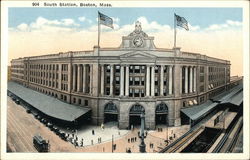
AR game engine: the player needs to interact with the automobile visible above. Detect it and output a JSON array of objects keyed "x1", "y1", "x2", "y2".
[
  {"x1": 47, "y1": 123, "x2": 53, "y2": 129},
  {"x1": 43, "y1": 119, "x2": 47, "y2": 124},
  {"x1": 15, "y1": 99, "x2": 20, "y2": 104}
]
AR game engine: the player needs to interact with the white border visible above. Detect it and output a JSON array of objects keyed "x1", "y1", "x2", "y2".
[{"x1": 1, "y1": 1, "x2": 249, "y2": 160}]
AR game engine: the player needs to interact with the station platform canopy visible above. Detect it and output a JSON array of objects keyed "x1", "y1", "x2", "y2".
[
  {"x1": 220, "y1": 90, "x2": 243, "y2": 106},
  {"x1": 8, "y1": 82, "x2": 91, "y2": 122},
  {"x1": 181, "y1": 100, "x2": 218, "y2": 120},
  {"x1": 210, "y1": 83, "x2": 243, "y2": 104}
]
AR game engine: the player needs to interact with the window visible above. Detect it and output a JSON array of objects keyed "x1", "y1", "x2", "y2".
[
  {"x1": 73, "y1": 98, "x2": 76, "y2": 103},
  {"x1": 141, "y1": 89, "x2": 145, "y2": 97},
  {"x1": 134, "y1": 89, "x2": 140, "y2": 97},
  {"x1": 106, "y1": 65, "x2": 110, "y2": 72},
  {"x1": 78, "y1": 99, "x2": 81, "y2": 105},
  {"x1": 107, "y1": 76, "x2": 110, "y2": 83},
  {"x1": 85, "y1": 100, "x2": 88, "y2": 106},
  {"x1": 134, "y1": 66, "x2": 140, "y2": 73},
  {"x1": 129, "y1": 77, "x2": 133, "y2": 85},
  {"x1": 141, "y1": 66, "x2": 145, "y2": 73},
  {"x1": 115, "y1": 65, "x2": 120, "y2": 72},
  {"x1": 129, "y1": 88, "x2": 133, "y2": 97},
  {"x1": 141, "y1": 77, "x2": 145, "y2": 85},
  {"x1": 155, "y1": 76, "x2": 158, "y2": 85},
  {"x1": 115, "y1": 88, "x2": 120, "y2": 96},
  {"x1": 155, "y1": 66, "x2": 159, "y2": 73},
  {"x1": 115, "y1": 76, "x2": 120, "y2": 84},
  {"x1": 134, "y1": 77, "x2": 140, "y2": 85}
]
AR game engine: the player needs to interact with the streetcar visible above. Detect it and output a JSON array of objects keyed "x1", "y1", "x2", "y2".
[{"x1": 33, "y1": 135, "x2": 50, "y2": 152}]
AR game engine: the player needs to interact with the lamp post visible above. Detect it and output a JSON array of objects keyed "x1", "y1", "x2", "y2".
[{"x1": 138, "y1": 108, "x2": 147, "y2": 153}]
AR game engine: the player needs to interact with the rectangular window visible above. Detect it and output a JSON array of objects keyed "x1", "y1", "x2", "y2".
[
  {"x1": 129, "y1": 88, "x2": 133, "y2": 97},
  {"x1": 115, "y1": 88, "x2": 120, "y2": 96},
  {"x1": 115, "y1": 65, "x2": 120, "y2": 72},
  {"x1": 141, "y1": 89, "x2": 145, "y2": 97},
  {"x1": 141, "y1": 66, "x2": 145, "y2": 73},
  {"x1": 134, "y1": 77, "x2": 140, "y2": 85},
  {"x1": 134, "y1": 66, "x2": 140, "y2": 73},
  {"x1": 134, "y1": 89, "x2": 140, "y2": 97},
  {"x1": 129, "y1": 77, "x2": 133, "y2": 85},
  {"x1": 115, "y1": 76, "x2": 120, "y2": 84},
  {"x1": 106, "y1": 65, "x2": 110, "y2": 72},
  {"x1": 141, "y1": 77, "x2": 145, "y2": 85},
  {"x1": 107, "y1": 76, "x2": 110, "y2": 83}
]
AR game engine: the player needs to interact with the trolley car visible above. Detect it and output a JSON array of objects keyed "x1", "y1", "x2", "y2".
[{"x1": 33, "y1": 135, "x2": 50, "y2": 152}]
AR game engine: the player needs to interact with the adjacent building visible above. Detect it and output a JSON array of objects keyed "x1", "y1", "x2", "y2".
[{"x1": 10, "y1": 21, "x2": 231, "y2": 129}]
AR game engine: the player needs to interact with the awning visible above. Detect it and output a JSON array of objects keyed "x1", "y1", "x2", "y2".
[
  {"x1": 181, "y1": 100, "x2": 218, "y2": 120},
  {"x1": 221, "y1": 90, "x2": 243, "y2": 106},
  {"x1": 210, "y1": 83, "x2": 243, "y2": 103},
  {"x1": 8, "y1": 82, "x2": 91, "y2": 122}
]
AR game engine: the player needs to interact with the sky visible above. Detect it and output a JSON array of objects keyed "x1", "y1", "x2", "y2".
[{"x1": 8, "y1": 7, "x2": 243, "y2": 76}]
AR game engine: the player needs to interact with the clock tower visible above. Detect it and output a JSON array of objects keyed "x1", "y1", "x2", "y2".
[{"x1": 119, "y1": 21, "x2": 156, "y2": 50}]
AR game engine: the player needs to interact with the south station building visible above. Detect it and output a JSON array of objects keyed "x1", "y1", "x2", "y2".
[{"x1": 10, "y1": 21, "x2": 231, "y2": 129}]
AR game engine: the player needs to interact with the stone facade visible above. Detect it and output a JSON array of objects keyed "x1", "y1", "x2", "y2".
[{"x1": 10, "y1": 21, "x2": 230, "y2": 129}]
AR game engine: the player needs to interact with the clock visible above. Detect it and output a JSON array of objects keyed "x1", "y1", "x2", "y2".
[{"x1": 133, "y1": 36, "x2": 143, "y2": 47}]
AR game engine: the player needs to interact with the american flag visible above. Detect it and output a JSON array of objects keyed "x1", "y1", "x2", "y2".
[
  {"x1": 98, "y1": 12, "x2": 114, "y2": 29},
  {"x1": 175, "y1": 14, "x2": 189, "y2": 31}
]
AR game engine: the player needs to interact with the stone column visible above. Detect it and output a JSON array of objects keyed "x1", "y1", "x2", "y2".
[
  {"x1": 185, "y1": 66, "x2": 188, "y2": 94},
  {"x1": 189, "y1": 66, "x2": 193, "y2": 93},
  {"x1": 89, "y1": 64, "x2": 93, "y2": 94},
  {"x1": 77, "y1": 64, "x2": 81, "y2": 92},
  {"x1": 68, "y1": 63, "x2": 72, "y2": 93},
  {"x1": 100, "y1": 64, "x2": 105, "y2": 95},
  {"x1": 120, "y1": 65, "x2": 124, "y2": 96},
  {"x1": 160, "y1": 65, "x2": 164, "y2": 96},
  {"x1": 193, "y1": 67, "x2": 196, "y2": 92},
  {"x1": 169, "y1": 65, "x2": 173, "y2": 95},
  {"x1": 58, "y1": 64, "x2": 62, "y2": 90},
  {"x1": 110, "y1": 65, "x2": 114, "y2": 96},
  {"x1": 125, "y1": 65, "x2": 129, "y2": 96},
  {"x1": 82, "y1": 64, "x2": 86, "y2": 93},
  {"x1": 72, "y1": 64, "x2": 76, "y2": 92},
  {"x1": 146, "y1": 65, "x2": 150, "y2": 97},
  {"x1": 151, "y1": 66, "x2": 155, "y2": 97}
]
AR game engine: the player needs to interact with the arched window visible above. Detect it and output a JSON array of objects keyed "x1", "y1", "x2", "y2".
[
  {"x1": 104, "y1": 102, "x2": 118, "y2": 113},
  {"x1": 155, "y1": 103, "x2": 168, "y2": 114},
  {"x1": 130, "y1": 104, "x2": 144, "y2": 115}
]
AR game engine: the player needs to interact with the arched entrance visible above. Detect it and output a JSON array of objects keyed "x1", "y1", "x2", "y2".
[
  {"x1": 104, "y1": 102, "x2": 118, "y2": 123},
  {"x1": 129, "y1": 104, "x2": 144, "y2": 128},
  {"x1": 155, "y1": 103, "x2": 168, "y2": 125}
]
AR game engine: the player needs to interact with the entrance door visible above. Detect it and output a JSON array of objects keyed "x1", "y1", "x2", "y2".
[
  {"x1": 129, "y1": 104, "x2": 144, "y2": 128},
  {"x1": 104, "y1": 102, "x2": 118, "y2": 124},
  {"x1": 155, "y1": 103, "x2": 168, "y2": 125}
]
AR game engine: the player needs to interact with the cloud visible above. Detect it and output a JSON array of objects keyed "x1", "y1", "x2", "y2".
[
  {"x1": 9, "y1": 17, "x2": 243, "y2": 76},
  {"x1": 206, "y1": 20, "x2": 242, "y2": 31},
  {"x1": 17, "y1": 23, "x2": 29, "y2": 31},
  {"x1": 78, "y1": 16, "x2": 92, "y2": 24}
]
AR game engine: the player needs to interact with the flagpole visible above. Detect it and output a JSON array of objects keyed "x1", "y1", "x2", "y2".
[
  {"x1": 98, "y1": 12, "x2": 101, "y2": 53},
  {"x1": 174, "y1": 13, "x2": 177, "y2": 48}
]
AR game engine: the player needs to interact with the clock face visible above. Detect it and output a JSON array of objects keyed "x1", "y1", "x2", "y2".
[{"x1": 133, "y1": 36, "x2": 143, "y2": 47}]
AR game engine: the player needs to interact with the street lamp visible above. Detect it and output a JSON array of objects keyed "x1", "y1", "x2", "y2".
[{"x1": 138, "y1": 108, "x2": 147, "y2": 153}]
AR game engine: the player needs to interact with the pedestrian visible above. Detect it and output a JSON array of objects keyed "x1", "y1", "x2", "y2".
[
  {"x1": 131, "y1": 124, "x2": 133, "y2": 131},
  {"x1": 92, "y1": 129, "x2": 95, "y2": 135}
]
